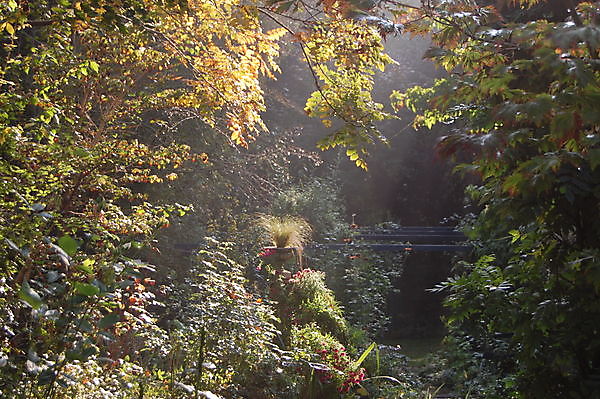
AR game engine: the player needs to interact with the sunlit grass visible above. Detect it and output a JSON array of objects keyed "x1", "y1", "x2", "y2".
[{"x1": 257, "y1": 214, "x2": 312, "y2": 248}]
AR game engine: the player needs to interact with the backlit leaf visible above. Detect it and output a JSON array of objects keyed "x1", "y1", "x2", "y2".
[
  {"x1": 57, "y1": 235, "x2": 80, "y2": 257},
  {"x1": 72, "y1": 282, "x2": 100, "y2": 296}
]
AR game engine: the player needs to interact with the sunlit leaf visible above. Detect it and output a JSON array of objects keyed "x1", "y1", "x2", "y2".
[
  {"x1": 77, "y1": 259, "x2": 95, "y2": 275},
  {"x1": 19, "y1": 281, "x2": 43, "y2": 309},
  {"x1": 57, "y1": 236, "x2": 80, "y2": 257},
  {"x1": 72, "y1": 282, "x2": 100, "y2": 296}
]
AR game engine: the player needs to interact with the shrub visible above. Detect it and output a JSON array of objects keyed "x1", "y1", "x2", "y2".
[
  {"x1": 275, "y1": 268, "x2": 349, "y2": 345},
  {"x1": 270, "y1": 178, "x2": 348, "y2": 241},
  {"x1": 291, "y1": 324, "x2": 366, "y2": 396},
  {"x1": 167, "y1": 238, "x2": 281, "y2": 397}
]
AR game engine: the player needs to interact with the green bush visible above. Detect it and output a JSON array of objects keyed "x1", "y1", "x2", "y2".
[
  {"x1": 270, "y1": 178, "x2": 348, "y2": 241},
  {"x1": 167, "y1": 238, "x2": 282, "y2": 397},
  {"x1": 276, "y1": 268, "x2": 349, "y2": 345},
  {"x1": 308, "y1": 248, "x2": 404, "y2": 339}
]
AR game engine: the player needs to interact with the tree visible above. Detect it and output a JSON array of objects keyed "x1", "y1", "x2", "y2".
[
  {"x1": 0, "y1": 0, "x2": 287, "y2": 395},
  {"x1": 388, "y1": 1, "x2": 600, "y2": 397},
  {"x1": 261, "y1": 0, "x2": 401, "y2": 168}
]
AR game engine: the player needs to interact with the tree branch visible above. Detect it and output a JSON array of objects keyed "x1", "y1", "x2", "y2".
[
  {"x1": 257, "y1": 8, "x2": 363, "y2": 128},
  {"x1": 567, "y1": 0, "x2": 598, "y2": 59}
]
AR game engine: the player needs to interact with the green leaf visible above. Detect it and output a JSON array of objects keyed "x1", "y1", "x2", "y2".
[
  {"x1": 550, "y1": 112, "x2": 575, "y2": 137},
  {"x1": 275, "y1": 0, "x2": 294, "y2": 12},
  {"x1": 98, "y1": 312, "x2": 120, "y2": 329},
  {"x1": 37, "y1": 368, "x2": 56, "y2": 385},
  {"x1": 353, "y1": 342, "x2": 376, "y2": 369},
  {"x1": 509, "y1": 230, "x2": 521, "y2": 243},
  {"x1": 19, "y1": 281, "x2": 43, "y2": 309},
  {"x1": 88, "y1": 61, "x2": 99, "y2": 73},
  {"x1": 73, "y1": 147, "x2": 90, "y2": 158},
  {"x1": 30, "y1": 203, "x2": 46, "y2": 212},
  {"x1": 46, "y1": 270, "x2": 60, "y2": 283},
  {"x1": 57, "y1": 235, "x2": 80, "y2": 257},
  {"x1": 72, "y1": 281, "x2": 100, "y2": 297},
  {"x1": 79, "y1": 319, "x2": 94, "y2": 333},
  {"x1": 98, "y1": 331, "x2": 116, "y2": 342},
  {"x1": 588, "y1": 148, "x2": 600, "y2": 171},
  {"x1": 66, "y1": 345, "x2": 97, "y2": 361},
  {"x1": 5, "y1": 238, "x2": 20, "y2": 253},
  {"x1": 77, "y1": 259, "x2": 95, "y2": 275},
  {"x1": 171, "y1": 319, "x2": 185, "y2": 330},
  {"x1": 38, "y1": 212, "x2": 53, "y2": 220},
  {"x1": 423, "y1": 46, "x2": 449, "y2": 60},
  {"x1": 502, "y1": 173, "x2": 524, "y2": 195},
  {"x1": 525, "y1": 94, "x2": 553, "y2": 124},
  {"x1": 124, "y1": 267, "x2": 143, "y2": 279}
]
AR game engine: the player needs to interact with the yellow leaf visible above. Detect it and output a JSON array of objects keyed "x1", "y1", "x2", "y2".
[{"x1": 5, "y1": 22, "x2": 15, "y2": 35}]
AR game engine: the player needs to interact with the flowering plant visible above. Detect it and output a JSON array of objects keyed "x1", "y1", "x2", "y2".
[
  {"x1": 316, "y1": 343, "x2": 366, "y2": 393},
  {"x1": 258, "y1": 248, "x2": 276, "y2": 257},
  {"x1": 292, "y1": 324, "x2": 366, "y2": 394}
]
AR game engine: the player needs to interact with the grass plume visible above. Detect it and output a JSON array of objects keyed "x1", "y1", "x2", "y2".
[{"x1": 257, "y1": 214, "x2": 312, "y2": 248}]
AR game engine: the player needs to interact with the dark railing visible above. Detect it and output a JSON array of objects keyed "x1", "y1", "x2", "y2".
[
  {"x1": 308, "y1": 226, "x2": 471, "y2": 253},
  {"x1": 307, "y1": 243, "x2": 470, "y2": 252}
]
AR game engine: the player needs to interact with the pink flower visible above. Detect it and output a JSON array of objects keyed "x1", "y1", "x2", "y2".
[{"x1": 258, "y1": 248, "x2": 275, "y2": 257}]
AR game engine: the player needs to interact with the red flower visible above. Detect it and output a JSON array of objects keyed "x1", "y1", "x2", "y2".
[{"x1": 258, "y1": 248, "x2": 275, "y2": 257}]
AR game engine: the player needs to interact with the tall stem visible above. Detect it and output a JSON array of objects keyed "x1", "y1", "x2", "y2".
[{"x1": 194, "y1": 328, "x2": 206, "y2": 399}]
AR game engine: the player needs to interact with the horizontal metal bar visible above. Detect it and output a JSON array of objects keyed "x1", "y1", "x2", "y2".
[
  {"x1": 307, "y1": 244, "x2": 471, "y2": 252},
  {"x1": 358, "y1": 226, "x2": 458, "y2": 230},
  {"x1": 357, "y1": 229, "x2": 462, "y2": 234},
  {"x1": 355, "y1": 234, "x2": 466, "y2": 242}
]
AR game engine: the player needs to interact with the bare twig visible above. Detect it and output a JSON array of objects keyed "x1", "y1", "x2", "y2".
[{"x1": 380, "y1": 0, "x2": 422, "y2": 10}]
